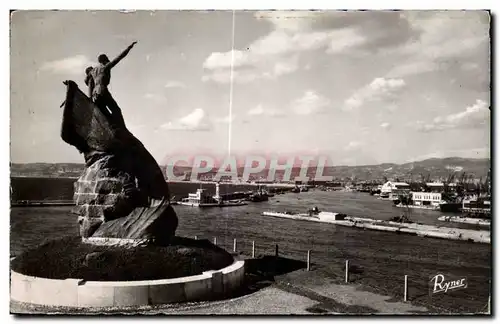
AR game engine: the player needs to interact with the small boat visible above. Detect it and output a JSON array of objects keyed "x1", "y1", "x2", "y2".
[{"x1": 247, "y1": 186, "x2": 270, "y2": 202}]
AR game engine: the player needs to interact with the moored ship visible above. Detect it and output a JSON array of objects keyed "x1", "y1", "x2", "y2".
[
  {"x1": 177, "y1": 183, "x2": 247, "y2": 208},
  {"x1": 462, "y1": 196, "x2": 491, "y2": 218},
  {"x1": 439, "y1": 201, "x2": 462, "y2": 213}
]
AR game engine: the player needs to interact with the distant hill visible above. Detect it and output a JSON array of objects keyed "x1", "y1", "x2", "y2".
[
  {"x1": 316, "y1": 157, "x2": 490, "y2": 182},
  {"x1": 10, "y1": 157, "x2": 490, "y2": 182}
]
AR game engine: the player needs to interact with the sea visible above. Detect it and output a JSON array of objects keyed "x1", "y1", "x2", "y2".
[{"x1": 9, "y1": 177, "x2": 492, "y2": 313}]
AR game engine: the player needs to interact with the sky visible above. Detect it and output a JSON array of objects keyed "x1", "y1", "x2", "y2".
[{"x1": 10, "y1": 10, "x2": 491, "y2": 166}]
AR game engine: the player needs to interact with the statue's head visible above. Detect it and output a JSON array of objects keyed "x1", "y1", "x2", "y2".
[{"x1": 98, "y1": 54, "x2": 110, "y2": 65}]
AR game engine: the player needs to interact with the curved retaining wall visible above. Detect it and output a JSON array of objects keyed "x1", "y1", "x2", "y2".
[{"x1": 10, "y1": 260, "x2": 245, "y2": 307}]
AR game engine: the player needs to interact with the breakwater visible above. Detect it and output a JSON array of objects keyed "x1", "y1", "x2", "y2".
[
  {"x1": 438, "y1": 215, "x2": 491, "y2": 227},
  {"x1": 261, "y1": 212, "x2": 490, "y2": 244}
]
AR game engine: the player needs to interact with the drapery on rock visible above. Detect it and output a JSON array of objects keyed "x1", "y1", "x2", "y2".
[{"x1": 61, "y1": 80, "x2": 177, "y2": 244}]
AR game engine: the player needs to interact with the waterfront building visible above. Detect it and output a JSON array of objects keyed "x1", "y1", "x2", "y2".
[
  {"x1": 380, "y1": 181, "x2": 410, "y2": 199},
  {"x1": 381, "y1": 181, "x2": 410, "y2": 193},
  {"x1": 412, "y1": 191, "x2": 442, "y2": 207}
]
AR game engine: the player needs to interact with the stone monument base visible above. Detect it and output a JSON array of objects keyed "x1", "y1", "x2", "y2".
[{"x1": 10, "y1": 236, "x2": 245, "y2": 307}]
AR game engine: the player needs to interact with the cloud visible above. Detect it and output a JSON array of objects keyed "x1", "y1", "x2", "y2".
[
  {"x1": 164, "y1": 80, "x2": 186, "y2": 89},
  {"x1": 415, "y1": 99, "x2": 490, "y2": 132},
  {"x1": 255, "y1": 11, "x2": 418, "y2": 50},
  {"x1": 292, "y1": 90, "x2": 330, "y2": 115},
  {"x1": 213, "y1": 114, "x2": 236, "y2": 124},
  {"x1": 202, "y1": 55, "x2": 299, "y2": 84},
  {"x1": 344, "y1": 77, "x2": 406, "y2": 110},
  {"x1": 161, "y1": 108, "x2": 212, "y2": 131},
  {"x1": 249, "y1": 29, "x2": 364, "y2": 57},
  {"x1": 387, "y1": 11, "x2": 489, "y2": 78},
  {"x1": 344, "y1": 141, "x2": 363, "y2": 151},
  {"x1": 248, "y1": 104, "x2": 285, "y2": 117},
  {"x1": 380, "y1": 122, "x2": 391, "y2": 129},
  {"x1": 202, "y1": 11, "x2": 419, "y2": 84},
  {"x1": 203, "y1": 50, "x2": 254, "y2": 70},
  {"x1": 387, "y1": 61, "x2": 438, "y2": 78},
  {"x1": 40, "y1": 55, "x2": 94, "y2": 75},
  {"x1": 144, "y1": 93, "x2": 167, "y2": 102},
  {"x1": 271, "y1": 55, "x2": 299, "y2": 77}
]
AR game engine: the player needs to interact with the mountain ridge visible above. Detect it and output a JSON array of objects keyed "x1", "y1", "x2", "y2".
[{"x1": 10, "y1": 157, "x2": 491, "y2": 181}]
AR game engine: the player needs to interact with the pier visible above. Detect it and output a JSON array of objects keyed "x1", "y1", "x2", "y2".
[
  {"x1": 438, "y1": 216, "x2": 490, "y2": 227},
  {"x1": 261, "y1": 211, "x2": 490, "y2": 244}
]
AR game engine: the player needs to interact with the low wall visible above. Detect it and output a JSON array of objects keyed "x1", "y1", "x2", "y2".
[{"x1": 10, "y1": 260, "x2": 245, "y2": 307}]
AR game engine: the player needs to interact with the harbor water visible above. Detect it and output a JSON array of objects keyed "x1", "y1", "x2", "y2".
[{"x1": 10, "y1": 177, "x2": 491, "y2": 313}]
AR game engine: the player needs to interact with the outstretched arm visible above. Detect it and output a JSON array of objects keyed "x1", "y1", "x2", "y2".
[{"x1": 106, "y1": 41, "x2": 138, "y2": 69}]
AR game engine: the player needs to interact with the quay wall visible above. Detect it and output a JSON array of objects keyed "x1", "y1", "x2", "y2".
[{"x1": 261, "y1": 212, "x2": 490, "y2": 244}]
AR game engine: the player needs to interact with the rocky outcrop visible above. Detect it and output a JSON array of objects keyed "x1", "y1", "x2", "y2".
[{"x1": 62, "y1": 80, "x2": 177, "y2": 245}]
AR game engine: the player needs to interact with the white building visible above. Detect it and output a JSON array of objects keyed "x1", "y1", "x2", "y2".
[
  {"x1": 412, "y1": 192, "x2": 442, "y2": 207},
  {"x1": 381, "y1": 181, "x2": 410, "y2": 193}
]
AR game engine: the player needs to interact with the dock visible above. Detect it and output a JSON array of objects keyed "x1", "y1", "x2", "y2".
[
  {"x1": 438, "y1": 216, "x2": 490, "y2": 227},
  {"x1": 261, "y1": 211, "x2": 490, "y2": 244}
]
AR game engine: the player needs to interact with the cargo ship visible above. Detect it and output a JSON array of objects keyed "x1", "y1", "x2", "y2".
[
  {"x1": 439, "y1": 201, "x2": 462, "y2": 213},
  {"x1": 461, "y1": 196, "x2": 491, "y2": 218},
  {"x1": 439, "y1": 195, "x2": 491, "y2": 218}
]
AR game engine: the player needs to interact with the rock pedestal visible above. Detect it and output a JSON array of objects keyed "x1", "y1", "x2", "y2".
[{"x1": 62, "y1": 80, "x2": 177, "y2": 245}]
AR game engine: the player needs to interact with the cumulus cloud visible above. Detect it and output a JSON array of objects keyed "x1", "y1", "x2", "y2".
[
  {"x1": 40, "y1": 55, "x2": 94, "y2": 75},
  {"x1": 248, "y1": 104, "x2": 285, "y2": 117},
  {"x1": 255, "y1": 10, "x2": 417, "y2": 50},
  {"x1": 202, "y1": 51, "x2": 299, "y2": 84},
  {"x1": 387, "y1": 11, "x2": 489, "y2": 78},
  {"x1": 271, "y1": 55, "x2": 299, "y2": 77},
  {"x1": 161, "y1": 108, "x2": 212, "y2": 131},
  {"x1": 344, "y1": 77, "x2": 406, "y2": 110},
  {"x1": 344, "y1": 141, "x2": 363, "y2": 151},
  {"x1": 292, "y1": 90, "x2": 330, "y2": 115},
  {"x1": 202, "y1": 11, "x2": 418, "y2": 84},
  {"x1": 249, "y1": 29, "x2": 364, "y2": 57},
  {"x1": 202, "y1": 55, "x2": 299, "y2": 84},
  {"x1": 164, "y1": 80, "x2": 186, "y2": 89},
  {"x1": 416, "y1": 99, "x2": 490, "y2": 132},
  {"x1": 202, "y1": 11, "x2": 489, "y2": 84},
  {"x1": 203, "y1": 50, "x2": 254, "y2": 70}
]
